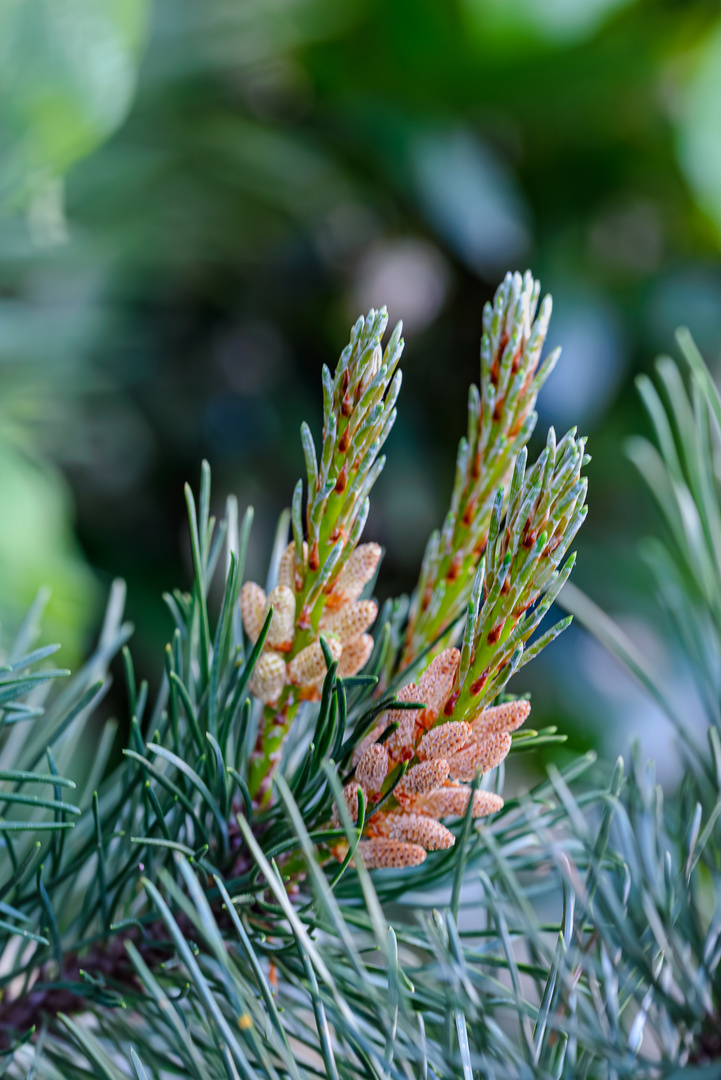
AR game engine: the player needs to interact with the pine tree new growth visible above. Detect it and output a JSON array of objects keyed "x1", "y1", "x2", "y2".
[
  {"x1": 240, "y1": 309, "x2": 400, "y2": 802},
  {"x1": 17, "y1": 269, "x2": 707, "y2": 1080},
  {"x1": 244, "y1": 273, "x2": 581, "y2": 812},
  {"x1": 403, "y1": 271, "x2": 561, "y2": 667}
]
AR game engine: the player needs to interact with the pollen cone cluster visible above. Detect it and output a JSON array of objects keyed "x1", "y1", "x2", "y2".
[
  {"x1": 333, "y1": 648, "x2": 530, "y2": 869},
  {"x1": 241, "y1": 542, "x2": 381, "y2": 705}
]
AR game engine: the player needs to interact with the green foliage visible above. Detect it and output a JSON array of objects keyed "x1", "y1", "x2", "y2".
[
  {"x1": 556, "y1": 332, "x2": 721, "y2": 1073},
  {"x1": 0, "y1": 274, "x2": 588, "y2": 1076},
  {"x1": 3, "y1": 1, "x2": 721, "y2": 1073},
  {"x1": 1, "y1": 286, "x2": 720, "y2": 1078}
]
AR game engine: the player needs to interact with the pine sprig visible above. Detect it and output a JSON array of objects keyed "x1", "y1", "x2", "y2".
[
  {"x1": 298, "y1": 308, "x2": 403, "y2": 614},
  {"x1": 403, "y1": 271, "x2": 560, "y2": 666},
  {"x1": 241, "y1": 309, "x2": 403, "y2": 800},
  {"x1": 0, "y1": 272, "x2": 610, "y2": 1079},
  {"x1": 324, "y1": 421, "x2": 587, "y2": 874},
  {"x1": 451, "y1": 425, "x2": 588, "y2": 722}
]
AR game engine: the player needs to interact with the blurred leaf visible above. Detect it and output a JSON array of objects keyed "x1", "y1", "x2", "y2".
[
  {"x1": 0, "y1": 444, "x2": 97, "y2": 661},
  {"x1": 0, "y1": 0, "x2": 149, "y2": 207},
  {"x1": 677, "y1": 19, "x2": 721, "y2": 244},
  {"x1": 461, "y1": 0, "x2": 633, "y2": 47}
]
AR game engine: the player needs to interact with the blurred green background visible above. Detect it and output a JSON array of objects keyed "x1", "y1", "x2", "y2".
[{"x1": 2, "y1": 0, "x2": 721, "y2": 777}]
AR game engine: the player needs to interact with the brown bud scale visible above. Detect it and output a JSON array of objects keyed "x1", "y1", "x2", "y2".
[{"x1": 443, "y1": 691, "x2": 460, "y2": 716}]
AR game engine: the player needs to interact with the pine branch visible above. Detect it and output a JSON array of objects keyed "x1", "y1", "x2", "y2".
[
  {"x1": 402, "y1": 271, "x2": 560, "y2": 667},
  {"x1": 11, "y1": 275, "x2": 692, "y2": 1080},
  {"x1": 451, "y1": 424, "x2": 588, "y2": 722},
  {"x1": 240, "y1": 308, "x2": 404, "y2": 801}
]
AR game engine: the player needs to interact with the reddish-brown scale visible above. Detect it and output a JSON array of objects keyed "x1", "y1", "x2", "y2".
[
  {"x1": 308, "y1": 543, "x2": 320, "y2": 571},
  {"x1": 338, "y1": 427, "x2": 351, "y2": 453},
  {"x1": 446, "y1": 555, "x2": 462, "y2": 583},
  {"x1": 365, "y1": 813, "x2": 385, "y2": 838},
  {"x1": 421, "y1": 586, "x2": 432, "y2": 613},
  {"x1": 493, "y1": 396, "x2": 505, "y2": 422},
  {"x1": 334, "y1": 466, "x2": 348, "y2": 494},
  {"x1": 342, "y1": 369, "x2": 350, "y2": 393},
  {"x1": 472, "y1": 537, "x2": 487, "y2": 558},
  {"x1": 298, "y1": 685, "x2": 322, "y2": 702},
  {"x1": 470, "y1": 675, "x2": 486, "y2": 695},
  {"x1": 416, "y1": 709, "x2": 436, "y2": 734},
  {"x1": 297, "y1": 605, "x2": 312, "y2": 630},
  {"x1": 486, "y1": 622, "x2": 504, "y2": 645},
  {"x1": 462, "y1": 497, "x2": 476, "y2": 527},
  {"x1": 501, "y1": 573, "x2": 511, "y2": 595},
  {"x1": 443, "y1": 690, "x2": 460, "y2": 716},
  {"x1": 341, "y1": 393, "x2": 352, "y2": 417},
  {"x1": 471, "y1": 449, "x2": 481, "y2": 480},
  {"x1": 354, "y1": 382, "x2": 363, "y2": 405},
  {"x1": 490, "y1": 334, "x2": 507, "y2": 385},
  {"x1": 329, "y1": 524, "x2": 343, "y2": 543},
  {"x1": 511, "y1": 347, "x2": 522, "y2": 374},
  {"x1": 510, "y1": 401, "x2": 531, "y2": 436},
  {"x1": 522, "y1": 529, "x2": 537, "y2": 550}
]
